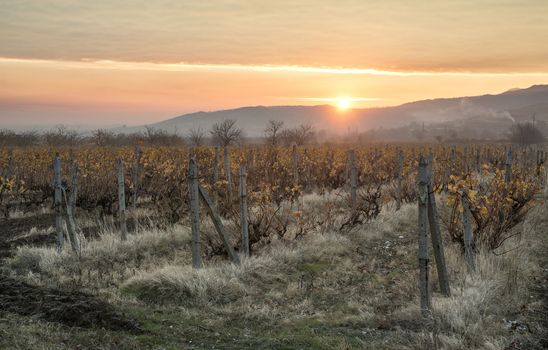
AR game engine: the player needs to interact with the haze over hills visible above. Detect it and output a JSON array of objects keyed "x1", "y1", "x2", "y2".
[{"x1": 117, "y1": 85, "x2": 548, "y2": 140}]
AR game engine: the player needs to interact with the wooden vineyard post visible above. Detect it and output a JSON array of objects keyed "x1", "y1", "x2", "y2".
[
  {"x1": 53, "y1": 154, "x2": 64, "y2": 252},
  {"x1": 239, "y1": 165, "x2": 249, "y2": 257},
  {"x1": 117, "y1": 158, "x2": 128, "y2": 241},
  {"x1": 189, "y1": 158, "x2": 202, "y2": 268},
  {"x1": 349, "y1": 149, "x2": 357, "y2": 211},
  {"x1": 396, "y1": 148, "x2": 403, "y2": 210},
  {"x1": 462, "y1": 191, "x2": 476, "y2": 272},
  {"x1": 65, "y1": 164, "x2": 81, "y2": 255},
  {"x1": 198, "y1": 184, "x2": 240, "y2": 264},
  {"x1": 132, "y1": 145, "x2": 142, "y2": 232},
  {"x1": 418, "y1": 156, "x2": 430, "y2": 316},
  {"x1": 426, "y1": 159, "x2": 451, "y2": 296}
]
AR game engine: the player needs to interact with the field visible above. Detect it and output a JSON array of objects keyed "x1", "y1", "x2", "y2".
[{"x1": 0, "y1": 144, "x2": 546, "y2": 349}]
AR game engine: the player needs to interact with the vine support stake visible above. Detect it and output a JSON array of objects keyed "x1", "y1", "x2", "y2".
[
  {"x1": 418, "y1": 156, "x2": 430, "y2": 317},
  {"x1": 189, "y1": 157, "x2": 202, "y2": 269},
  {"x1": 54, "y1": 153, "x2": 64, "y2": 253}
]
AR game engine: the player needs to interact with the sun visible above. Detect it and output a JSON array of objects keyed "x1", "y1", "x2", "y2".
[{"x1": 337, "y1": 98, "x2": 351, "y2": 110}]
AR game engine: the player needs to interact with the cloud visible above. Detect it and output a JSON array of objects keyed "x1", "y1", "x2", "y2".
[
  {"x1": 2, "y1": 57, "x2": 548, "y2": 77},
  {"x1": 1, "y1": 1, "x2": 548, "y2": 72}
]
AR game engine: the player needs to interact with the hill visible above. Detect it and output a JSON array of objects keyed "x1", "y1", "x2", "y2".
[{"x1": 118, "y1": 85, "x2": 548, "y2": 139}]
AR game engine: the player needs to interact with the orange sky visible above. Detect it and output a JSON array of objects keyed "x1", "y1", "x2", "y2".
[{"x1": 1, "y1": 1, "x2": 548, "y2": 128}]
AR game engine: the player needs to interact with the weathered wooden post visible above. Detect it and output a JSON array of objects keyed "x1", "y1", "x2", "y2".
[
  {"x1": 396, "y1": 148, "x2": 404, "y2": 210},
  {"x1": 426, "y1": 158, "x2": 451, "y2": 296},
  {"x1": 418, "y1": 156, "x2": 430, "y2": 316},
  {"x1": 239, "y1": 165, "x2": 249, "y2": 257},
  {"x1": 349, "y1": 149, "x2": 357, "y2": 211},
  {"x1": 462, "y1": 191, "x2": 476, "y2": 272},
  {"x1": 189, "y1": 158, "x2": 201, "y2": 268},
  {"x1": 54, "y1": 154, "x2": 64, "y2": 252},
  {"x1": 198, "y1": 185, "x2": 240, "y2": 264},
  {"x1": 117, "y1": 158, "x2": 128, "y2": 241}
]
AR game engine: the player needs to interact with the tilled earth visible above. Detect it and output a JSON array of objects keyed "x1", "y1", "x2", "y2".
[{"x1": 0, "y1": 212, "x2": 144, "y2": 337}]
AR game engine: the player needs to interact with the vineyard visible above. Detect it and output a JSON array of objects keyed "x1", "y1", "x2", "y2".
[{"x1": 0, "y1": 143, "x2": 547, "y2": 349}]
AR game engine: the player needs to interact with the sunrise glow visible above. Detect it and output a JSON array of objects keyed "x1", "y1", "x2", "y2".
[
  {"x1": 1, "y1": 1, "x2": 548, "y2": 128},
  {"x1": 337, "y1": 98, "x2": 351, "y2": 110}
]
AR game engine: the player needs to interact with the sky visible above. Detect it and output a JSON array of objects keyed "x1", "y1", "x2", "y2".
[{"x1": 1, "y1": 0, "x2": 548, "y2": 128}]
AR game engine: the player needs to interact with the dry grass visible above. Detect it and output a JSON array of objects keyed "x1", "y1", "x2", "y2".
[
  {"x1": 2, "y1": 196, "x2": 546, "y2": 349},
  {"x1": 6, "y1": 224, "x2": 193, "y2": 291}
]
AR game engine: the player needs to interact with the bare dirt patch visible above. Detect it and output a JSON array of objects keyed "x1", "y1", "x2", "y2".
[{"x1": 0, "y1": 275, "x2": 142, "y2": 334}]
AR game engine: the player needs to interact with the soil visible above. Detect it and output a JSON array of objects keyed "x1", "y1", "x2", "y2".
[
  {"x1": 0, "y1": 274, "x2": 142, "y2": 333},
  {"x1": 0, "y1": 212, "x2": 145, "y2": 334},
  {"x1": 0, "y1": 213, "x2": 56, "y2": 259}
]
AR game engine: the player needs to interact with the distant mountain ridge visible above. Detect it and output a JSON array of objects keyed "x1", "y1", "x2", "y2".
[{"x1": 117, "y1": 85, "x2": 548, "y2": 138}]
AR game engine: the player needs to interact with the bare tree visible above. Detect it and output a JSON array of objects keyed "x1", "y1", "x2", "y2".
[
  {"x1": 264, "y1": 120, "x2": 284, "y2": 146},
  {"x1": 294, "y1": 124, "x2": 315, "y2": 145},
  {"x1": 44, "y1": 126, "x2": 80, "y2": 147},
  {"x1": 509, "y1": 122, "x2": 545, "y2": 145},
  {"x1": 91, "y1": 129, "x2": 116, "y2": 147},
  {"x1": 187, "y1": 127, "x2": 206, "y2": 147},
  {"x1": 210, "y1": 119, "x2": 243, "y2": 146},
  {"x1": 279, "y1": 124, "x2": 315, "y2": 146}
]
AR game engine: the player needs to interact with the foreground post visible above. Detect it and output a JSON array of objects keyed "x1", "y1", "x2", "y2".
[
  {"x1": 462, "y1": 191, "x2": 476, "y2": 272},
  {"x1": 426, "y1": 169, "x2": 451, "y2": 296},
  {"x1": 117, "y1": 158, "x2": 127, "y2": 241},
  {"x1": 239, "y1": 165, "x2": 249, "y2": 257},
  {"x1": 53, "y1": 154, "x2": 64, "y2": 252},
  {"x1": 198, "y1": 184, "x2": 240, "y2": 264},
  {"x1": 189, "y1": 158, "x2": 202, "y2": 268},
  {"x1": 418, "y1": 156, "x2": 430, "y2": 316}
]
